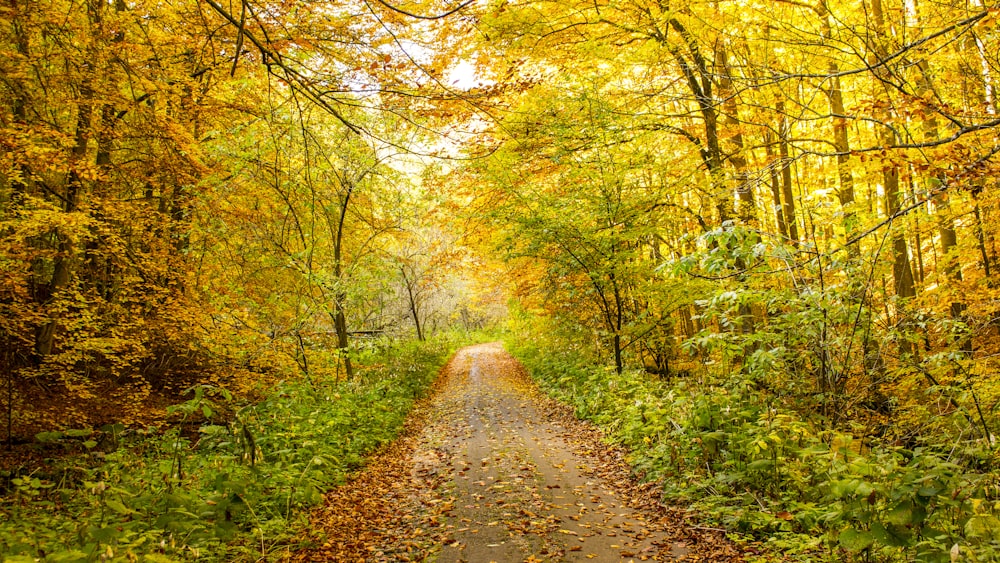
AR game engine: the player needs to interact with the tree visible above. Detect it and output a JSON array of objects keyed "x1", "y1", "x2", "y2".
[
  {"x1": 0, "y1": 0, "x2": 487, "y2": 430},
  {"x1": 454, "y1": 0, "x2": 1000, "y2": 427}
]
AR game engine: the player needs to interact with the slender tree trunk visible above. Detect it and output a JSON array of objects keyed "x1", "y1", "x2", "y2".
[
  {"x1": 663, "y1": 18, "x2": 730, "y2": 226},
  {"x1": 777, "y1": 101, "x2": 799, "y2": 246},
  {"x1": 681, "y1": 305, "x2": 697, "y2": 339},
  {"x1": 914, "y1": 58, "x2": 969, "y2": 349},
  {"x1": 717, "y1": 44, "x2": 755, "y2": 225},
  {"x1": 764, "y1": 131, "x2": 789, "y2": 241},
  {"x1": 831, "y1": 76, "x2": 856, "y2": 237},
  {"x1": 611, "y1": 273, "x2": 624, "y2": 374},
  {"x1": 884, "y1": 155, "x2": 917, "y2": 357},
  {"x1": 937, "y1": 197, "x2": 961, "y2": 283},
  {"x1": 713, "y1": 46, "x2": 758, "y2": 345},
  {"x1": 884, "y1": 163, "x2": 917, "y2": 301},
  {"x1": 333, "y1": 182, "x2": 354, "y2": 377},
  {"x1": 817, "y1": 3, "x2": 859, "y2": 247},
  {"x1": 7, "y1": 0, "x2": 30, "y2": 203},
  {"x1": 333, "y1": 302, "x2": 352, "y2": 375},
  {"x1": 905, "y1": 174, "x2": 925, "y2": 284},
  {"x1": 973, "y1": 197, "x2": 993, "y2": 281},
  {"x1": 613, "y1": 333, "x2": 623, "y2": 375},
  {"x1": 400, "y1": 267, "x2": 424, "y2": 341},
  {"x1": 869, "y1": 0, "x2": 916, "y2": 357},
  {"x1": 5, "y1": 350, "x2": 12, "y2": 448}
]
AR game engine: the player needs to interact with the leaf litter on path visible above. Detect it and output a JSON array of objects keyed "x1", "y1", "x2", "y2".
[{"x1": 295, "y1": 343, "x2": 750, "y2": 562}]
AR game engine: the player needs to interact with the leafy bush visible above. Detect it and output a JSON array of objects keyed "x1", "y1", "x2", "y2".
[
  {"x1": 0, "y1": 336, "x2": 456, "y2": 562},
  {"x1": 507, "y1": 332, "x2": 1000, "y2": 562}
]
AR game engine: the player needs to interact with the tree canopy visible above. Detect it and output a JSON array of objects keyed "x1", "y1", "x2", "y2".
[{"x1": 2, "y1": 0, "x2": 1000, "y2": 559}]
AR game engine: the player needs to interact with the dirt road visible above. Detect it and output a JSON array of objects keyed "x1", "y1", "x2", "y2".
[{"x1": 297, "y1": 343, "x2": 745, "y2": 562}]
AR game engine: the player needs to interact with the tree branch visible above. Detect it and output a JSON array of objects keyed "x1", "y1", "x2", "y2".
[
  {"x1": 371, "y1": 0, "x2": 473, "y2": 20},
  {"x1": 202, "y1": 0, "x2": 362, "y2": 135}
]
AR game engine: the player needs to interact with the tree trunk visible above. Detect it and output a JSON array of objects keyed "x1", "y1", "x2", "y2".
[
  {"x1": 884, "y1": 164, "x2": 917, "y2": 301},
  {"x1": 664, "y1": 18, "x2": 730, "y2": 226},
  {"x1": 611, "y1": 273, "x2": 624, "y2": 374},
  {"x1": 869, "y1": 0, "x2": 916, "y2": 357},
  {"x1": 333, "y1": 301, "x2": 352, "y2": 376},
  {"x1": 717, "y1": 43, "x2": 755, "y2": 225},
  {"x1": 973, "y1": 197, "x2": 993, "y2": 281},
  {"x1": 333, "y1": 181, "x2": 354, "y2": 377},
  {"x1": 764, "y1": 131, "x2": 789, "y2": 242},
  {"x1": 817, "y1": 2, "x2": 858, "y2": 247},
  {"x1": 401, "y1": 267, "x2": 424, "y2": 342},
  {"x1": 777, "y1": 101, "x2": 799, "y2": 246},
  {"x1": 914, "y1": 49, "x2": 969, "y2": 351},
  {"x1": 613, "y1": 333, "x2": 623, "y2": 375},
  {"x1": 7, "y1": 0, "x2": 30, "y2": 203},
  {"x1": 35, "y1": 43, "x2": 97, "y2": 357}
]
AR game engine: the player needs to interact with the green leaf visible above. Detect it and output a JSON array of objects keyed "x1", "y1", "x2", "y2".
[
  {"x1": 917, "y1": 486, "x2": 941, "y2": 497},
  {"x1": 855, "y1": 481, "x2": 875, "y2": 498},
  {"x1": 829, "y1": 479, "x2": 853, "y2": 498},
  {"x1": 886, "y1": 502, "x2": 912, "y2": 526},
  {"x1": 701, "y1": 431, "x2": 727, "y2": 445},
  {"x1": 87, "y1": 525, "x2": 120, "y2": 543},
  {"x1": 106, "y1": 499, "x2": 132, "y2": 515},
  {"x1": 747, "y1": 459, "x2": 775, "y2": 472},
  {"x1": 920, "y1": 527, "x2": 948, "y2": 541},
  {"x1": 871, "y1": 521, "x2": 910, "y2": 547},
  {"x1": 839, "y1": 528, "x2": 875, "y2": 552},
  {"x1": 35, "y1": 431, "x2": 64, "y2": 443},
  {"x1": 965, "y1": 515, "x2": 1000, "y2": 538}
]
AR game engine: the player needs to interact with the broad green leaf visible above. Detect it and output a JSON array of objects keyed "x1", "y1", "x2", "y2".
[
  {"x1": 106, "y1": 499, "x2": 132, "y2": 515},
  {"x1": 839, "y1": 528, "x2": 875, "y2": 552}
]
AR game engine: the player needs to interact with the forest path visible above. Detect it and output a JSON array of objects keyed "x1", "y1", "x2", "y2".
[{"x1": 295, "y1": 343, "x2": 745, "y2": 562}]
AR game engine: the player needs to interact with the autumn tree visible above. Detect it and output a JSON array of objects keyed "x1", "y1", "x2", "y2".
[
  {"x1": 0, "y1": 0, "x2": 233, "y2": 425},
  {"x1": 0, "y1": 0, "x2": 492, "y2": 432},
  {"x1": 456, "y1": 0, "x2": 1000, "y2": 432}
]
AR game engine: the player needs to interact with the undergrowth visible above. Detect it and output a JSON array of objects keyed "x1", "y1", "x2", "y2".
[
  {"x1": 507, "y1": 336, "x2": 1000, "y2": 563},
  {"x1": 0, "y1": 335, "x2": 458, "y2": 562}
]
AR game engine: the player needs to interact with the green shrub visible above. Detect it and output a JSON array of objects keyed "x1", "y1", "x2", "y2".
[
  {"x1": 0, "y1": 336, "x2": 456, "y2": 562},
  {"x1": 507, "y1": 334, "x2": 1000, "y2": 562}
]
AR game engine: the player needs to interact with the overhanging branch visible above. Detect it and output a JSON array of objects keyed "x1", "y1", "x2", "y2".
[
  {"x1": 202, "y1": 0, "x2": 362, "y2": 135},
  {"x1": 371, "y1": 0, "x2": 473, "y2": 20}
]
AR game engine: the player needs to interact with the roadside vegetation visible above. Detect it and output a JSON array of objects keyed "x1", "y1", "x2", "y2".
[
  {"x1": 508, "y1": 317, "x2": 1000, "y2": 563},
  {"x1": 0, "y1": 337, "x2": 456, "y2": 562}
]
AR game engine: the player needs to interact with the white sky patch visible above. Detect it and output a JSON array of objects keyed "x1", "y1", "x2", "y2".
[{"x1": 446, "y1": 60, "x2": 484, "y2": 89}]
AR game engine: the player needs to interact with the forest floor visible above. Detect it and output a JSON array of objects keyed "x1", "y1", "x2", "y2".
[{"x1": 293, "y1": 342, "x2": 750, "y2": 562}]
